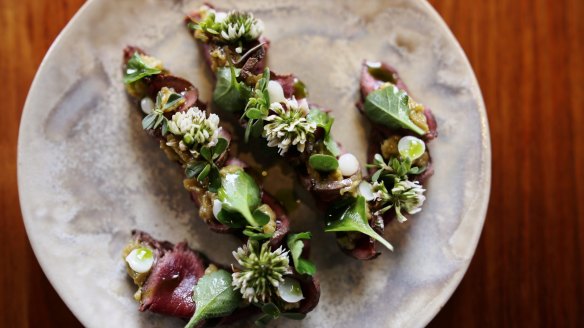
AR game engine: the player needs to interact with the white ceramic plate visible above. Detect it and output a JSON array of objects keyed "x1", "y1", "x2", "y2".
[{"x1": 18, "y1": 0, "x2": 490, "y2": 327}]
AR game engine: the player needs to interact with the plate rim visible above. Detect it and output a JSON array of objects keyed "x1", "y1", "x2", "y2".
[{"x1": 17, "y1": 0, "x2": 491, "y2": 326}]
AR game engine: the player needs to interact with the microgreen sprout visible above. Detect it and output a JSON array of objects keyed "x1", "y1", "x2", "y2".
[
  {"x1": 368, "y1": 153, "x2": 425, "y2": 183},
  {"x1": 141, "y1": 87, "x2": 185, "y2": 135},
  {"x1": 243, "y1": 68, "x2": 271, "y2": 141}
]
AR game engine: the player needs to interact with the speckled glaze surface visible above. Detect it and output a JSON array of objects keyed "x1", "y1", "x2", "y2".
[{"x1": 17, "y1": 0, "x2": 490, "y2": 327}]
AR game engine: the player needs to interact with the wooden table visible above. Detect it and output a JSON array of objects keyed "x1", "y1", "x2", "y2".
[{"x1": 2, "y1": 0, "x2": 582, "y2": 326}]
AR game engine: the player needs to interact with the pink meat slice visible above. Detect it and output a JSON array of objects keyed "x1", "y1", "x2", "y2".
[{"x1": 132, "y1": 231, "x2": 207, "y2": 318}]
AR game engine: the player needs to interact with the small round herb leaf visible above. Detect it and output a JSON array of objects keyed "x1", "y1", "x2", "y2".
[
  {"x1": 309, "y1": 154, "x2": 339, "y2": 172},
  {"x1": 197, "y1": 163, "x2": 211, "y2": 181},
  {"x1": 141, "y1": 113, "x2": 157, "y2": 130},
  {"x1": 200, "y1": 146, "x2": 212, "y2": 162},
  {"x1": 185, "y1": 161, "x2": 207, "y2": 179},
  {"x1": 287, "y1": 232, "x2": 316, "y2": 276},
  {"x1": 212, "y1": 138, "x2": 229, "y2": 160},
  {"x1": 261, "y1": 303, "x2": 281, "y2": 317},
  {"x1": 252, "y1": 207, "x2": 271, "y2": 227},
  {"x1": 243, "y1": 226, "x2": 273, "y2": 240},
  {"x1": 216, "y1": 209, "x2": 247, "y2": 228},
  {"x1": 208, "y1": 167, "x2": 221, "y2": 192},
  {"x1": 245, "y1": 108, "x2": 264, "y2": 119},
  {"x1": 254, "y1": 314, "x2": 274, "y2": 327},
  {"x1": 281, "y1": 312, "x2": 307, "y2": 320}
]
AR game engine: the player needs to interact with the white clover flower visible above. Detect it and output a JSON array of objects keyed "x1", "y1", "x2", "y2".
[
  {"x1": 263, "y1": 98, "x2": 317, "y2": 155},
  {"x1": 221, "y1": 23, "x2": 246, "y2": 41},
  {"x1": 390, "y1": 179, "x2": 426, "y2": 222},
  {"x1": 248, "y1": 19, "x2": 264, "y2": 40},
  {"x1": 167, "y1": 107, "x2": 222, "y2": 152},
  {"x1": 232, "y1": 240, "x2": 291, "y2": 303},
  {"x1": 370, "y1": 181, "x2": 389, "y2": 201},
  {"x1": 219, "y1": 11, "x2": 264, "y2": 42},
  {"x1": 214, "y1": 11, "x2": 227, "y2": 23}
]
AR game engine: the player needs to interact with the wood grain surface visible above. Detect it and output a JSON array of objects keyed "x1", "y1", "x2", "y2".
[{"x1": 2, "y1": 0, "x2": 582, "y2": 327}]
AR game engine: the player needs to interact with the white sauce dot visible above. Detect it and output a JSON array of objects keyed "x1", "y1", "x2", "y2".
[
  {"x1": 338, "y1": 153, "x2": 360, "y2": 177},
  {"x1": 359, "y1": 181, "x2": 375, "y2": 201},
  {"x1": 140, "y1": 97, "x2": 155, "y2": 115},
  {"x1": 278, "y1": 277, "x2": 304, "y2": 303},
  {"x1": 213, "y1": 199, "x2": 223, "y2": 219},
  {"x1": 267, "y1": 80, "x2": 286, "y2": 104},
  {"x1": 125, "y1": 248, "x2": 154, "y2": 273},
  {"x1": 398, "y1": 136, "x2": 426, "y2": 160}
]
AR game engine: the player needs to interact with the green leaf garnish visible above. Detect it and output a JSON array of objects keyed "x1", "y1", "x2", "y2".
[
  {"x1": 198, "y1": 163, "x2": 211, "y2": 181},
  {"x1": 185, "y1": 162, "x2": 208, "y2": 179},
  {"x1": 281, "y1": 312, "x2": 306, "y2": 320},
  {"x1": 364, "y1": 85, "x2": 425, "y2": 135},
  {"x1": 306, "y1": 108, "x2": 333, "y2": 135},
  {"x1": 142, "y1": 88, "x2": 185, "y2": 135},
  {"x1": 124, "y1": 52, "x2": 162, "y2": 84},
  {"x1": 243, "y1": 225, "x2": 274, "y2": 240},
  {"x1": 243, "y1": 68, "x2": 271, "y2": 142},
  {"x1": 367, "y1": 154, "x2": 425, "y2": 182},
  {"x1": 323, "y1": 134, "x2": 341, "y2": 157},
  {"x1": 287, "y1": 232, "x2": 316, "y2": 276},
  {"x1": 200, "y1": 146, "x2": 212, "y2": 162},
  {"x1": 216, "y1": 209, "x2": 247, "y2": 228},
  {"x1": 308, "y1": 154, "x2": 339, "y2": 172},
  {"x1": 325, "y1": 196, "x2": 394, "y2": 252},
  {"x1": 212, "y1": 138, "x2": 229, "y2": 160},
  {"x1": 306, "y1": 108, "x2": 340, "y2": 156},
  {"x1": 185, "y1": 270, "x2": 240, "y2": 328},
  {"x1": 213, "y1": 65, "x2": 251, "y2": 113},
  {"x1": 253, "y1": 302, "x2": 306, "y2": 326},
  {"x1": 217, "y1": 168, "x2": 263, "y2": 226},
  {"x1": 184, "y1": 137, "x2": 229, "y2": 188}
]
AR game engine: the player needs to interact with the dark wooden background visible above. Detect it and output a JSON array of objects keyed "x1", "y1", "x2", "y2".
[{"x1": 2, "y1": 0, "x2": 582, "y2": 326}]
